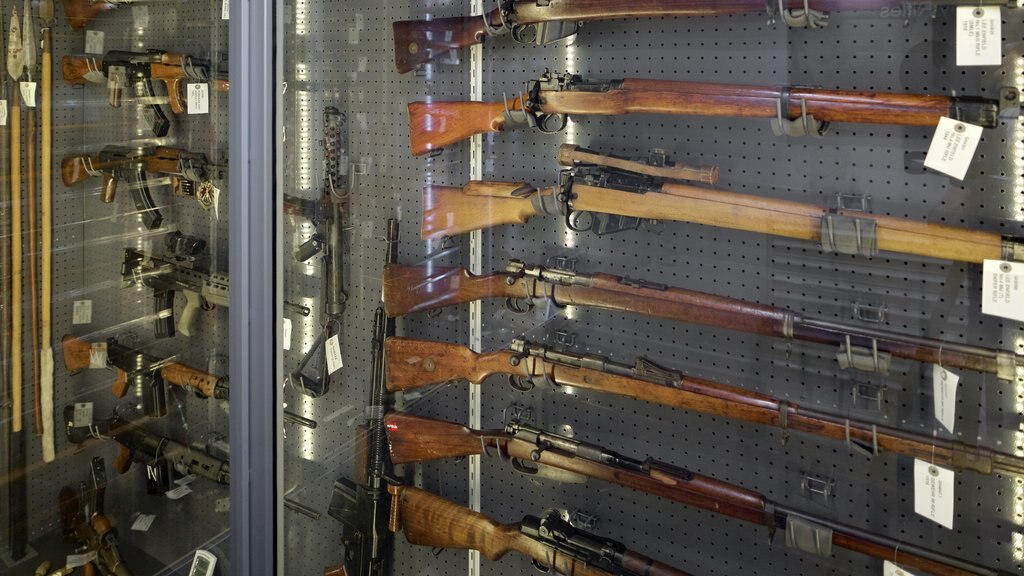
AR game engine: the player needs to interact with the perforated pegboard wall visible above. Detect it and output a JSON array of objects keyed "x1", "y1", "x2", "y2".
[
  {"x1": 2, "y1": 1, "x2": 230, "y2": 573},
  {"x1": 280, "y1": 2, "x2": 1024, "y2": 576}
]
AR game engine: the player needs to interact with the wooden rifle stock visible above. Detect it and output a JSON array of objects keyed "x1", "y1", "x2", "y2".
[
  {"x1": 423, "y1": 182, "x2": 541, "y2": 239},
  {"x1": 408, "y1": 78, "x2": 1002, "y2": 155},
  {"x1": 392, "y1": 12, "x2": 497, "y2": 74},
  {"x1": 385, "y1": 414, "x2": 1012, "y2": 576},
  {"x1": 382, "y1": 263, "x2": 522, "y2": 317},
  {"x1": 388, "y1": 484, "x2": 691, "y2": 576},
  {"x1": 61, "y1": 334, "x2": 226, "y2": 399},
  {"x1": 384, "y1": 338, "x2": 1024, "y2": 476},
  {"x1": 61, "y1": 54, "x2": 99, "y2": 85},
  {"x1": 61, "y1": 154, "x2": 124, "y2": 202},
  {"x1": 61, "y1": 0, "x2": 116, "y2": 29}
]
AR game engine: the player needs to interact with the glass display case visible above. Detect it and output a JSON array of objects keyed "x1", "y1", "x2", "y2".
[
  {"x1": 1, "y1": 0, "x2": 235, "y2": 573},
  {"x1": 278, "y1": 2, "x2": 1024, "y2": 576}
]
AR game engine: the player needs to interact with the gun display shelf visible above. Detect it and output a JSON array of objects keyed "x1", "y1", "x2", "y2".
[
  {"x1": 278, "y1": 1, "x2": 1024, "y2": 576},
  {"x1": 1, "y1": 0, "x2": 231, "y2": 574}
]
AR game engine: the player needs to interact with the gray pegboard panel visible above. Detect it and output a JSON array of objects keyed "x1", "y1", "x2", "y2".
[
  {"x1": 4, "y1": 0, "x2": 230, "y2": 572},
  {"x1": 278, "y1": 2, "x2": 1024, "y2": 576}
]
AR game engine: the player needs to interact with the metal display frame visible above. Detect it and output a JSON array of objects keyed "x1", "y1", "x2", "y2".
[{"x1": 277, "y1": 2, "x2": 1024, "y2": 576}]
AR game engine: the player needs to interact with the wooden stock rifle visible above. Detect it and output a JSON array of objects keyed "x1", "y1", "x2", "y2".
[
  {"x1": 392, "y1": 0, "x2": 1017, "y2": 73},
  {"x1": 63, "y1": 50, "x2": 230, "y2": 136},
  {"x1": 60, "y1": 0, "x2": 131, "y2": 29},
  {"x1": 386, "y1": 483, "x2": 693, "y2": 576},
  {"x1": 385, "y1": 413, "x2": 1012, "y2": 576},
  {"x1": 385, "y1": 337, "x2": 1023, "y2": 477},
  {"x1": 424, "y1": 144, "x2": 1024, "y2": 265},
  {"x1": 382, "y1": 261, "x2": 1021, "y2": 379},
  {"x1": 58, "y1": 458, "x2": 133, "y2": 576},
  {"x1": 63, "y1": 406, "x2": 231, "y2": 492},
  {"x1": 408, "y1": 72, "x2": 1020, "y2": 156},
  {"x1": 62, "y1": 334, "x2": 229, "y2": 417},
  {"x1": 61, "y1": 145, "x2": 220, "y2": 229}
]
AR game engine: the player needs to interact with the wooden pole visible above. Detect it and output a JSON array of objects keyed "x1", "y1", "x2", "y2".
[{"x1": 40, "y1": 0, "x2": 55, "y2": 463}]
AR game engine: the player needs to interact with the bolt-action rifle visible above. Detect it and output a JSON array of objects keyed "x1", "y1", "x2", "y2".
[
  {"x1": 384, "y1": 337, "x2": 1024, "y2": 477},
  {"x1": 58, "y1": 457, "x2": 133, "y2": 576},
  {"x1": 61, "y1": 145, "x2": 221, "y2": 229},
  {"x1": 382, "y1": 261, "x2": 1022, "y2": 379},
  {"x1": 425, "y1": 144, "x2": 1024, "y2": 264},
  {"x1": 383, "y1": 483, "x2": 694, "y2": 576},
  {"x1": 64, "y1": 406, "x2": 230, "y2": 493},
  {"x1": 393, "y1": 0, "x2": 1017, "y2": 73},
  {"x1": 62, "y1": 334, "x2": 229, "y2": 417},
  {"x1": 62, "y1": 50, "x2": 229, "y2": 136},
  {"x1": 385, "y1": 413, "x2": 1011, "y2": 576},
  {"x1": 408, "y1": 72, "x2": 1020, "y2": 156},
  {"x1": 325, "y1": 221, "x2": 399, "y2": 576},
  {"x1": 120, "y1": 247, "x2": 230, "y2": 339}
]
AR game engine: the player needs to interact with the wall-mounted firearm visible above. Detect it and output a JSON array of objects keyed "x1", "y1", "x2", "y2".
[
  {"x1": 385, "y1": 414, "x2": 1012, "y2": 576},
  {"x1": 384, "y1": 483, "x2": 694, "y2": 576},
  {"x1": 425, "y1": 144, "x2": 1024, "y2": 264},
  {"x1": 58, "y1": 457, "x2": 133, "y2": 576},
  {"x1": 408, "y1": 72, "x2": 1019, "y2": 155},
  {"x1": 62, "y1": 145, "x2": 220, "y2": 230},
  {"x1": 62, "y1": 50, "x2": 229, "y2": 136},
  {"x1": 62, "y1": 334, "x2": 228, "y2": 417},
  {"x1": 64, "y1": 407, "x2": 230, "y2": 493},
  {"x1": 120, "y1": 247, "x2": 230, "y2": 339},
  {"x1": 384, "y1": 337, "x2": 1022, "y2": 477},
  {"x1": 392, "y1": 0, "x2": 1017, "y2": 73},
  {"x1": 61, "y1": 0, "x2": 132, "y2": 29},
  {"x1": 383, "y1": 261, "x2": 1021, "y2": 379}
]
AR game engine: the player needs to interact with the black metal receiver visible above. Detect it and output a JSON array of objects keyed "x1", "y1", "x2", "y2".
[{"x1": 519, "y1": 512, "x2": 645, "y2": 576}]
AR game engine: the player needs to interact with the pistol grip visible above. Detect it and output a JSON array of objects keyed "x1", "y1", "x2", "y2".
[
  {"x1": 115, "y1": 446, "x2": 133, "y2": 474},
  {"x1": 110, "y1": 369, "x2": 129, "y2": 398},
  {"x1": 177, "y1": 290, "x2": 202, "y2": 337},
  {"x1": 164, "y1": 78, "x2": 185, "y2": 114},
  {"x1": 101, "y1": 172, "x2": 118, "y2": 203},
  {"x1": 155, "y1": 289, "x2": 176, "y2": 339}
]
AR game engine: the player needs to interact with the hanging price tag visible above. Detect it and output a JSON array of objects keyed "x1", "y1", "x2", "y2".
[
  {"x1": 131, "y1": 514, "x2": 156, "y2": 532},
  {"x1": 84, "y1": 30, "x2": 104, "y2": 54},
  {"x1": 923, "y1": 117, "x2": 982, "y2": 180},
  {"x1": 20, "y1": 82, "x2": 36, "y2": 107},
  {"x1": 132, "y1": 5, "x2": 149, "y2": 28},
  {"x1": 73, "y1": 402, "x2": 93, "y2": 427},
  {"x1": 67, "y1": 551, "x2": 98, "y2": 568},
  {"x1": 326, "y1": 334, "x2": 343, "y2": 374},
  {"x1": 982, "y1": 260, "x2": 1024, "y2": 322},
  {"x1": 283, "y1": 318, "x2": 292, "y2": 351},
  {"x1": 164, "y1": 484, "x2": 193, "y2": 500},
  {"x1": 0, "y1": 100, "x2": 8, "y2": 126},
  {"x1": 932, "y1": 365, "x2": 959, "y2": 433},
  {"x1": 72, "y1": 299, "x2": 93, "y2": 324},
  {"x1": 221, "y1": 0, "x2": 229, "y2": 19},
  {"x1": 884, "y1": 561, "x2": 921, "y2": 576},
  {"x1": 88, "y1": 343, "x2": 108, "y2": 369},
  {"x1": 186, "y1": 83, "x2": 210, "y2": 114},
  {"x1": 914, "y1": 459, "x2": 954, "y2": 529},
  {"x1": 956, "y1": 6, "x2": 1001, "y2": 66}
]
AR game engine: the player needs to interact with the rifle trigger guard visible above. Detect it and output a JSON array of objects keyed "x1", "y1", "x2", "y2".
[
  {"x1": 508, "y1": 374, "x2": 536, "y2": 392},
  {"x1": 505, "y1": 297, "x2": 534, "y2": 314}
]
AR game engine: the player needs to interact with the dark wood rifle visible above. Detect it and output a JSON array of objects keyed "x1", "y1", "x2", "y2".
[
  {"x1": 384, "y1": 336, "x2": 1023, "y2": 476},
  {"x1": 385, "y1": 413, "x2": 1012, "y2": 576},
  {"x1": 382, "y1": 261, "x2": 1021, "y2": 379},
  {"x1": 386, "y1": 483, "x2": 694, "y2": 576},
  {"x1": 424, "y1": 144, "x2": 1024, "y2": 264},
  {"x1": 408, "y1": 72, "x2": 1019, "y2": 155},
  {"x1": 393, "y1": 0, "x2": 1016, "y2": 73}
]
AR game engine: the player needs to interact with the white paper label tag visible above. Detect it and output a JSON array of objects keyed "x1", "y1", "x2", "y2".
[
  {"x1": 884, "y1": 561, "x2": 921, "y2": 576},
  {"x1": 932, "y1": 365, "x2": 959, "y2": 433},
  {"x1": 956, "y1": 6, "x2": 1001, "y2": 66},
  {"x1": 283, "y1": 318, "x2": 292, "y2": 351},
  {"x1": 131, "y1": 513, "x2": 156, "y2": 532},
  {"x1": 88, "y1": 343, "x2": 108, "y2": 369},
  {"x1": 221, "y1": 0, "x2": 229, "y2": 19},
  {"x1": 923, "y1": 117, "x2": 983, "y2": 180},
  {"x1": 326, "y1": 334, "x2": 343, "y2": 374},
  {"x1": 164, "y1": 484, "x2": 193, "y2": 500},
  {"x1": 914, "y1": 459, "x2": 955, "y2": 529},
  {"x1": 0, "y1": 100, "x2": 8, "y2": 126},
  {"x1": 72, "y1": 299, "x2": 93, "y2": 324},
  {"x1": 186, "y1": 83, "x2": 209, "y2": 114},
  {"x1": 132, "y1": 5, "x2": 149, "y2": 28},
  {"x1": 84, "y1": 30, "x2": 104, "y2": 54},
  {"x1": 174, "y1": 474, "x2": 197, "y2": 486},
  {"x1": 982, "y1": 260, "x2": 1024, "y2": 322},
  {"x1": 73, "y1": 402, "x2": 93, "y2": 427},
  {"x1": 19, "y1": 82, "x2": 36, "y2": 107},
  {"x1": 67, "y1": 551, "x2": 98, "y2": 568}
]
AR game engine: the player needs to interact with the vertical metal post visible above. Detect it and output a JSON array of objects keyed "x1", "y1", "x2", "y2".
[{"x1": 229, "y1": 0, "x2": 280, "y2": 570}]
